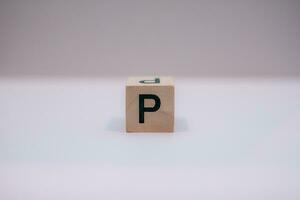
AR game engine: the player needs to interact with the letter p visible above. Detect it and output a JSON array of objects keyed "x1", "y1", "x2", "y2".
[{"x1": 139, "y1": 94, "x2": 161, "y2": 123}]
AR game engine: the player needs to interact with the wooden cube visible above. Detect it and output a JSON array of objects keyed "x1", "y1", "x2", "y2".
[{"x1": 126, "y1": 76, "x2": 174, "y2": 132}]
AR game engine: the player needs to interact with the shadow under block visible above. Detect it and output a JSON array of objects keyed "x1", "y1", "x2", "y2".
[{"x1": 126, "y1": 76, "x2": 174, "y2": 132}]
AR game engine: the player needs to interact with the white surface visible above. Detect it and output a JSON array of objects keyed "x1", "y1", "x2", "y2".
[{"x1": 0, "y1": 78, "x2": 300, "y2": 199}]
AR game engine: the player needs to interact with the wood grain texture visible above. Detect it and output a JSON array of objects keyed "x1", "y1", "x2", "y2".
[{"x1": 126, "y1": 77, "x2": 174, "y2": 132}]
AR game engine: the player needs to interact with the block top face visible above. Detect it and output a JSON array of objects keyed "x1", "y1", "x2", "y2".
[{"x1": 127, "y1": 76, "x2": 174, "y2": 86}]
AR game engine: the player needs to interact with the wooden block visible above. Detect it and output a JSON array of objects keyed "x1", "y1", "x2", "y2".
[{"x1": 126, "y1": 76, "x2": 174, "y2": 132}]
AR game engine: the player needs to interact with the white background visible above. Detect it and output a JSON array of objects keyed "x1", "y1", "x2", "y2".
[
  {"x1": 0, "y1": 78, "x2": 299, "y2": 199},
  {"x1": 1, "y1": 0, "x2": 300, "y2": 77}
]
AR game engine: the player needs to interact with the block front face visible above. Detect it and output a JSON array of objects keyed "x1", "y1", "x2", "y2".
[{"x1": 126, "y1": 77, "x2": 174, "y2": 132}]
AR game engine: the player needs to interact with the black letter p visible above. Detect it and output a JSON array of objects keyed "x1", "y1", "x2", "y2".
[{"x1": 139, "y1": 94, "x2": 161, "y2": 123}]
